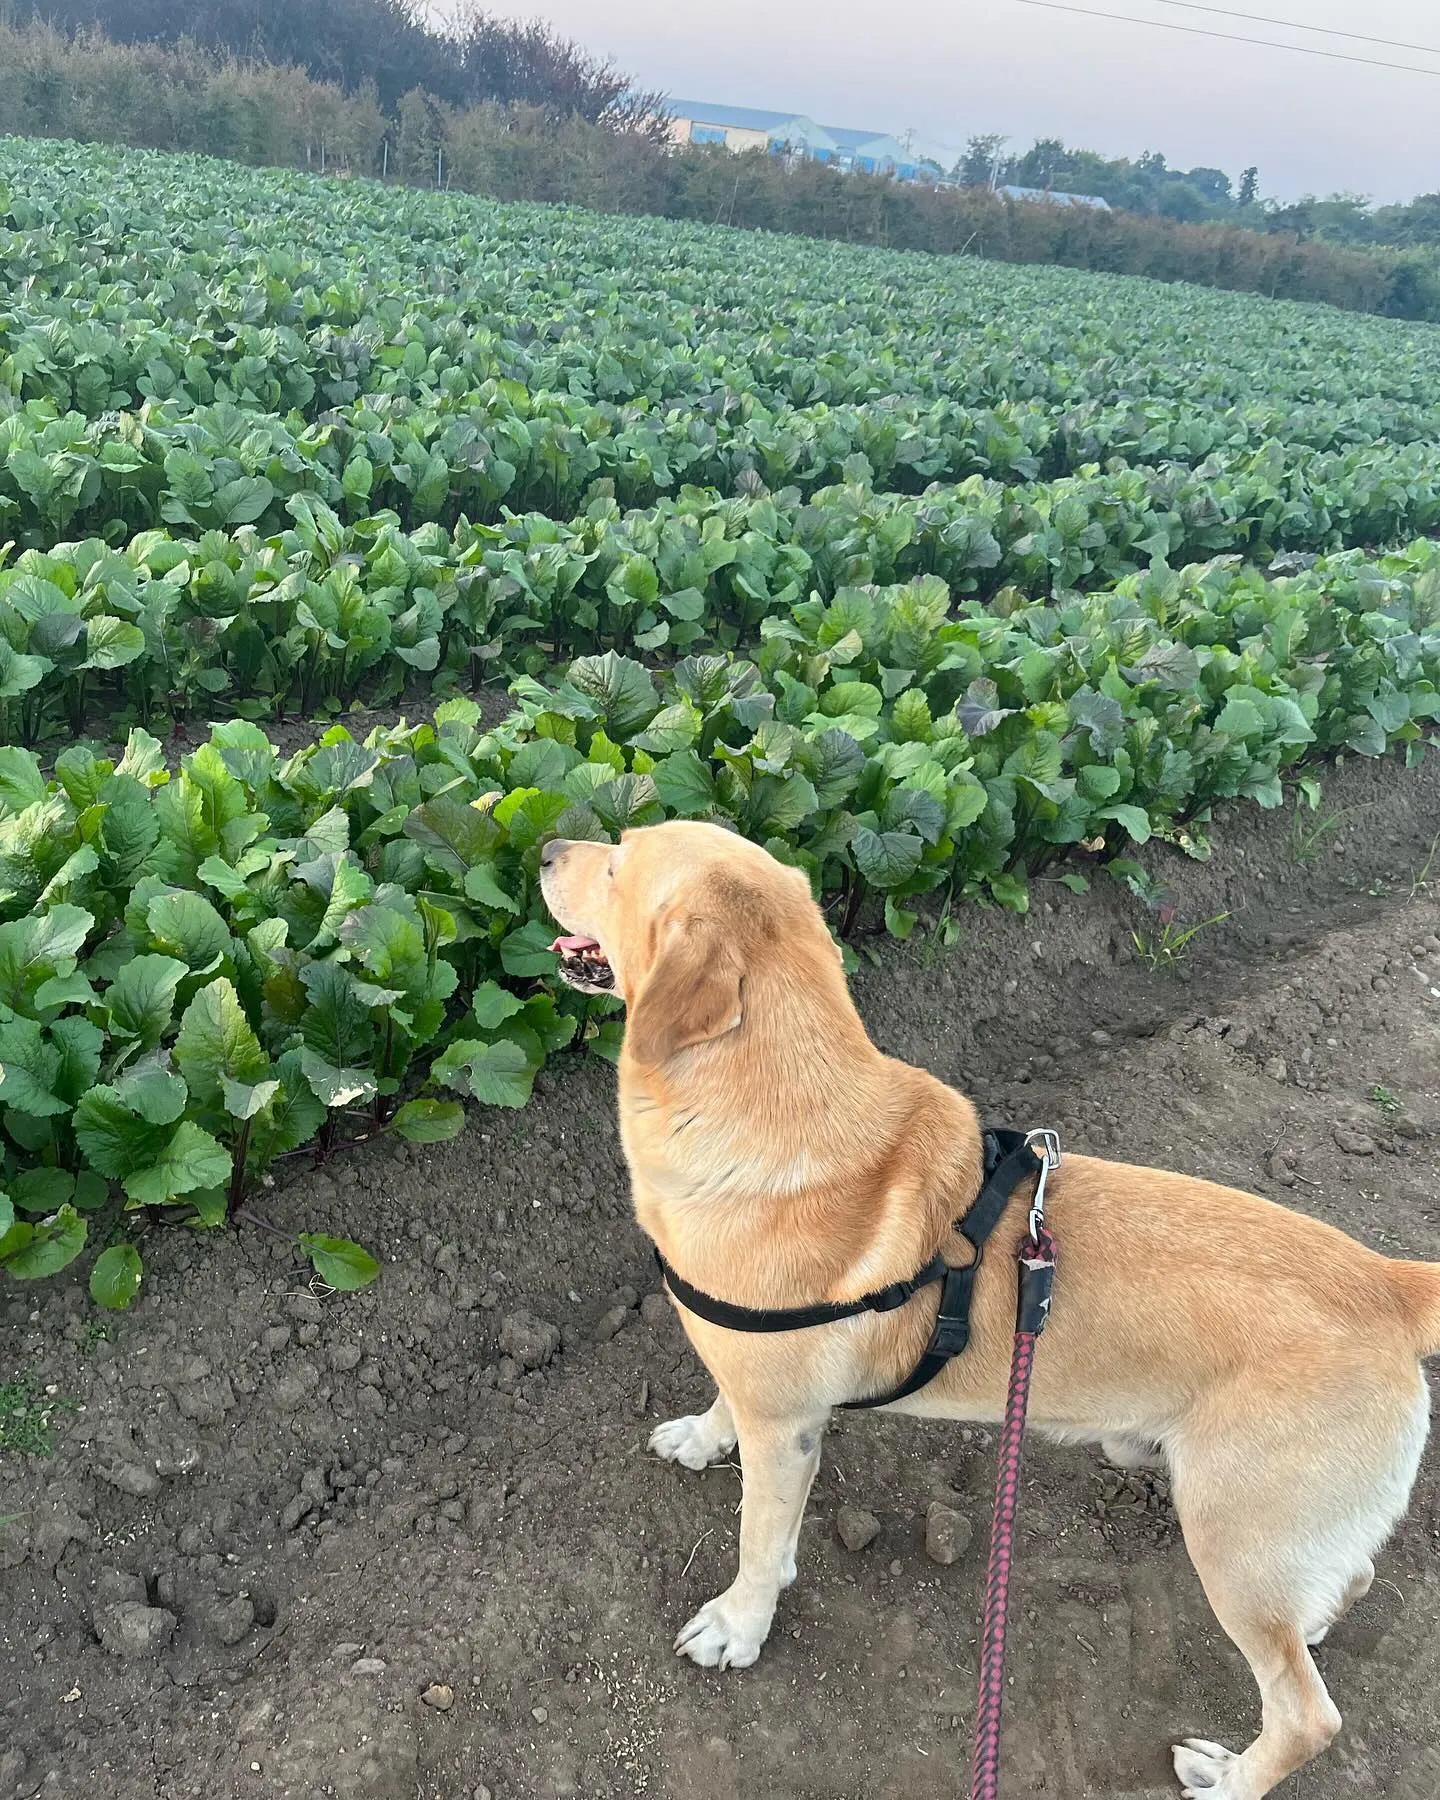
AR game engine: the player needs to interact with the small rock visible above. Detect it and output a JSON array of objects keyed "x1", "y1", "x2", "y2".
[
  {"x1": 531, "y1": 1705, "x2": 548, "y2": 1725},
  {"x1": 350, "y1": 1656, "x2": 387, "y2": 1676},
  {"x1": 332, "y1": 1642, "x2": 366, "y2": 1659},
  {"x1": 593, "y1": 1305, "x2": 630, "y2": 1344},
  {"x1": 925, "y1": 1502, "x2": 973, "y2": 1567},
  {"x1": 475, "y1": 1788, "x2": 492, "y2": 1800},
  {"x1": 279, "y1": 1494, "x2": 312, "y2": 1533},
  {"x1": 435, "y1": 1244, "x2": 461, "y2": 1284},
  {"x1": 1333, "y1": 1125, "x2": 1376, "y2": 1157},
  {"x1": 836, "y1": 1506, "x2": 881, "y2": 1551},
  {"x1": 94, "y1": 1602, "x2": 177, "y2": 1659},
  {"x1": 610, "y1": 1285, "x2": 640, "y2": 1311},
  {"x1": 639, "y1": 1293, "x2": 672, "y2": 1329},
  {"x1": 329, "y1": 1342, "x2": 363, "y2": 1373},
  {"x1": 1089, "y1": 1029, "x2": 1112, "y2": 1046},
  {"x1": 497, "y1": 1311, "x2": 560, "y2": 1371},
  {"x1": 96, "y1": 1460, "x2": 160, "y2": 1500},
  {"x1": 1264, "y1": 1150, "x2": 1296, "y2": 1187},
  {"x1": 421, "y1": 1683, "x2": 454, "y2": 1712},
  {"x1": 1262, "y1": 1057, "x2": 1288, "y2": 1083}
]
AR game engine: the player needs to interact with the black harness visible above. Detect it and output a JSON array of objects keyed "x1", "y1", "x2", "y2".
[{"x1": 654, "y1": 1129, "x2": 1051, "y2": 1409}]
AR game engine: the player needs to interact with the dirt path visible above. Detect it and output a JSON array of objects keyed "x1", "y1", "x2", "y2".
[{"x1": 3, "y1": 753, "x2": 1439, "y2": 1800}]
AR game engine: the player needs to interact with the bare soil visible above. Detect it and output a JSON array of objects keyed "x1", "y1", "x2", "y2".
[{"x1": 3, "y1": 752, "x2": 1439, "y2": 1800}]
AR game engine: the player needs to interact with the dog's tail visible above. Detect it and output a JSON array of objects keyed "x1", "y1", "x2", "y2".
[{"x1": 1391, "y1": 1261, "x2": 1440, "y2": 1359}]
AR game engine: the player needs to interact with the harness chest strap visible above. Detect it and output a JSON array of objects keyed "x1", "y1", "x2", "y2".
[{"x1": 653, "y1": 1128, "x2": 1050, "y2": 1408}]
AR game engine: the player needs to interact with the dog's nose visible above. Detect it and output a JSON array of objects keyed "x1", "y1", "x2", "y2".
[{"x1": 541, "y1": 839, "x2": 567, "y2": 868}]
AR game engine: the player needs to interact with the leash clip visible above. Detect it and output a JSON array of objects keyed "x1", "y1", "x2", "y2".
[{"x1": 1023, "y1": 1128, "x2": 1061, "y2": 1243}]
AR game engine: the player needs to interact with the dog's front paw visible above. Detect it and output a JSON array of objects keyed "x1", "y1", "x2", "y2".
[
  {"x1": 1172, "y1": 1738, "x2": 1241, "y2": 1797},
  {"x1": 649, "y1": 1412, "x2": 736, "y2": 1472},
  {"x1": 674, "y1": 1590, "x2": 771, "y2": 1670}
]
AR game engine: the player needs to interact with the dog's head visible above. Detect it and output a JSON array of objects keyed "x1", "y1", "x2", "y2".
[{"x1": 540, "y1": 821, "x2": 842, "y2": 1066}]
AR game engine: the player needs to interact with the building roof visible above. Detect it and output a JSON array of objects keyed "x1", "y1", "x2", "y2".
[
  {"x1": 822, "y1": 125, "x2": 898, "y2": 153},
  {"x1": 668, "y1": 101, "x2": 815, "y2": 131},
  {"x1": 999, "y1": 185, "x2": 1112, "y2": 211}
]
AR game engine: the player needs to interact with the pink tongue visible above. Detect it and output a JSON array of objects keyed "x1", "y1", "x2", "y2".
[{"x1": 549, "y1": 934, "x2": 601, "y2": 955}]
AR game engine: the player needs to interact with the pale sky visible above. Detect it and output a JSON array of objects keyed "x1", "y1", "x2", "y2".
[{"x1": 462, "y1": 0, "x2": 1439, "y2": 204}]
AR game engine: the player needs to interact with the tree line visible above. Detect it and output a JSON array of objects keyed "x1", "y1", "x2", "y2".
[{"x1": 954, "y1": 132, "x2": 1440, "y2": 257}]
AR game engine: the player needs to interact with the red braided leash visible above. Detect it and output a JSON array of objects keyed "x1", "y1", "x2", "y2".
[{"x1": 968, "y1": 1138, "x2": 1059, "y2": 1800}]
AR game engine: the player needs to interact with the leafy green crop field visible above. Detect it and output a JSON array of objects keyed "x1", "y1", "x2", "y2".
[{"x1": 2, "y1": 137, "x2": 1438, "y2": 1299}]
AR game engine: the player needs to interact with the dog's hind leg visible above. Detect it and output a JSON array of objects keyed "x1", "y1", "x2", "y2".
[
  {"x1": 1165, "y1": 1370, "x2": 1427, "y2": 1798},
  {"x1": 673, "y1": 1404, "x2": 827, "y2": 1671},
  {"x1": 649, "y1": 1390, "x2": 737, "y2": 1472}
]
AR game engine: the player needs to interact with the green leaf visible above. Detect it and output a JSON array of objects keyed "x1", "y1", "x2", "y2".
[
  {"x1": 1100, "y1": 803, "x2": 1153, "y2": 844},
  {"x1": 0, "y1": 1017, "x2": 67, "y2": 1116},
  {"x1": 390, "y1": 1098, "x2": 466, "y2": 1143},
  {"x1": 650, "y1": 749, "x2": 715, "y2": 817},
  {"x1": 472, "y1": 981, "x2": 526, "y2": 1030},
  {"x1": 113, "y1": 1056, "x2": 189, "y2": 1126},
  {"x1": 123, "y1": 1121, "x2": 231, "y2": 1208},
  {"x1": 8, "y1": 1167, "x2": 74, "y2": 1215},
  {"x1": 106, "y1": 954, "x2": 188, "y2": 1046},
  {"x1": 563, "y1": 651, "x2": 659, "y2": 737},
  {"x1": 433, "y1": 1036, "x2": 535, "y2": 1108},
  {"x1": 298, "y1": 1047, "x2": 377, "y2": 1109},
  {"x1": 462, "y1": 862, "x2": 521, "y2": 915},
  {"x1": 146, "y1": 892, "x2": 232, "y2": 969},
  {"x1": 0, "y1": 1203, "x2": 85, "y2": 1278},
  {"x1": 174, "y1": 978, "x2": 269, "y2": 1108},
  {"x1": 299, "y1": 1233, "x2": 381, "y2": 1291},
  {"x1": 89, "y1": 1244, "x2": 143, "y2": 1310},
  {"x1": 500, "y1": 919, "x2": 561, "y2": 978},
  {"x1": 851, "y1": 827, "x2": 924, "y2": 889},
  {"x1": 220, "y1": 1074, "x2": 281, "y2": 1120}
]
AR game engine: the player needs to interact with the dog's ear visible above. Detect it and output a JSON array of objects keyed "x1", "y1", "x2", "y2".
[{"x1": 626, "y1": 914, "x2": 743, "y2": 1065}]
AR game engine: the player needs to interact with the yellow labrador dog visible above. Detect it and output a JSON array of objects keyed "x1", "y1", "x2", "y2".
[{"x1": 540, "y1": 820, "x2": 1439, "y2": 1799}]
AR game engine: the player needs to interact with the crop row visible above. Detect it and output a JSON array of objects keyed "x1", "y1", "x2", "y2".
[
  {"x1": 11, "y1": 379, "x2": 1440, "y2": 557},
  {"x1": 4, "y1": 535, "x2": 1437, "y2": 1297},
  {"x1": 6, "y1": 438, "x2": 1440, "y2": 743}
]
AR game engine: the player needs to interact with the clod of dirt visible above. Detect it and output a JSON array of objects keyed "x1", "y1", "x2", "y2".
[
  {"x1": 0, "y1": 1749, "x2": 28, "y2": 1797},
  {"x1": 639, "y1": 1292, "x2": 672, "y2": 1329},
  {"x1": 330, "y1": 1342, "x2": 363, "y2": 1372},
  {"x1": 836, "y1": 1506, "x2": 882, "y2": 1551},
  {"x1": 93, "y1": 1569, "x2": 146, "y2": 1611},
  {"x1": 94, "y1": 1602, "x2": 177, "y2": 1659},
  {"x1": 1263, "y1": 1055, "x2": 1288, "y2": 1082},
  {"x1": 498, "y1": 1310, "x2": 560, "y2": 1370},
  {"x1": 287, "y1": 1293, "x2": 323, "y2": 1323},
  {"x1": 194, "y1": 1593, "x2": 256, "y2": 1645},
  {"x1": 94, "y1": 1458, "x2": 160, "y2": 1500},
  {"x1": 350, "y1": 1656, "x2": 387, "y2": 1675},
  {"x1": 1265, "y1": 1149, "x2": 1297, "y2": 1186},
  {"x1": 594, "y1": 1304, "x2": 631, "y2": 1343},
  {"x1": 1332, "y1": 1124, "x2": 1377, "y2": 1156},
  {"x1": 421, "y1": 1682, "x2": 454, "y2": 1711},
  {"x1": 925, "y1": 1503, "x2": 973, "y2": 1566}
]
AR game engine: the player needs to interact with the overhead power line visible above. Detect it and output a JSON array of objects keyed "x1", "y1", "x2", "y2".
[
  {"x1": 1147, "y1": 0, "x2": 1440, "y2": 57},
  {"x1": 1008, "y1": 0, "x2": 1440, "y2": 75}
]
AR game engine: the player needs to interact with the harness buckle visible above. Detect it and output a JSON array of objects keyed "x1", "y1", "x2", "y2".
[{"x1": 1022, "y1": 1128, "x2": 1062, "y2": 1243}]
